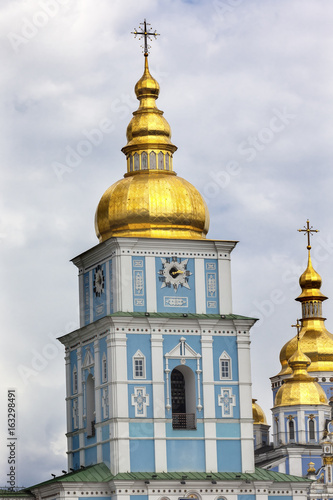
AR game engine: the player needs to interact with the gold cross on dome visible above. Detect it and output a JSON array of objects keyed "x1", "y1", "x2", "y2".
[
  {"x1": 131, "y1": 19, "x2": 160, "y2": 56},
  {"x1": 298, "y1": 219, "x2": 319, "y2": 250},
  {"x1": 291, "y1": 319, "x2": 302, "y2": 340}
]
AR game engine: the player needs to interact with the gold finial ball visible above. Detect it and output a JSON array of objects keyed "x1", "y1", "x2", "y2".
[{"x1": 95, "y1": 171, "x2": 210, "y2": 241}]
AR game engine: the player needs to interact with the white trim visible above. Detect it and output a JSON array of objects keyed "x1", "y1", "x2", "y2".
[
  {"x1": 133, "y1": 349, "x2": 146, "y2": 379},
  {"x1": 102, "y1": 353, "x2": 107, "y2": 383},
  {"x1": 73, "y1": 364, "x2": 78, "y2": 394},
  {"x1": 219, "y1": 351, "x2": 232, "y2": 380}
]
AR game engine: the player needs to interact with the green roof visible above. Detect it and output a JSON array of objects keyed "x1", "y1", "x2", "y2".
[
  {"x1": 109, "y1": 312, "x2": 257, "y2": 321},
  {"x1": 20, "y1": 464, "x2": 310, "y2": 490},
  {"x1": 112, "y1": 468, "x2": 311, "y2": 483},
  {"x1": 27, "y1": 463, "x2": 112, "y2": 489}
]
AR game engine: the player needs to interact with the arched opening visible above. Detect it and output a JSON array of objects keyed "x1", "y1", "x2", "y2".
[
  {"x1": 309, "y1": 419, "x2": 315, "y2": 440},
  {"x1": 171, "y1": 366, "x2": 196, "y2": 430},
  {"x1": 288, "y1": 419, "x2": 295, "y2": 442},
  {"x1": 86, "y1": 374, "x2": 95, "y2": 437}
]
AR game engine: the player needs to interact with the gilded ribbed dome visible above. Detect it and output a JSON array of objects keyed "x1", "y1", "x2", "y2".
[
  {"x1": 95, "y1": 55, "x2": 210, "y2": 242},
  {"x1": 277, "y1": 247, "x2": 333, "y2": 376},
  {"x1": 252, "y1": 399, "x2": 267, "y2": 424},
  {"x1": 274, "y1": 342, "x2": 328, "y2": 407}
]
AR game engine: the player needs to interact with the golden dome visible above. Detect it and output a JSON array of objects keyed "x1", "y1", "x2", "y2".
[
  {"x1": 95, "y1": 55, "x2": 210, "y2": 242},
  {"x1": 277, "y1": 247, "x2": 333, "y2": 376},
  {"x1": 252, "y1": 399, "x2": 267, "y2": 424},
  {"x1": 274, "y1": 341, "x2": 328, "y2": 407}
]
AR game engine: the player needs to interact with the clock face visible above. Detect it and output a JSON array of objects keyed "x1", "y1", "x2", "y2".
[
  {"x1": 93, "y1": 264, "x2": 105, "y2": 297},
  {"x1": 158, "y1": 257, "x2": 192, "y2": 291}
]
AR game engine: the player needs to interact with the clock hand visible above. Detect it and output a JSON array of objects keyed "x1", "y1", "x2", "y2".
[{"x1": 171, "y1": 269, "x2": 184, "y2": 276}]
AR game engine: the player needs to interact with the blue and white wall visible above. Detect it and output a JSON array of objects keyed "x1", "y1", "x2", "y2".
[
  {"x1": 72, "y1": 238, "x2": 237, "y2": 327},
  {"x1": 62, "y1": 315, "x2": 255, "y2": 475}
]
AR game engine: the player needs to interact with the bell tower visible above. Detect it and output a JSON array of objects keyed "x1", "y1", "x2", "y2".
[{"x1": 59, "y1": 21, "x2": 256, "y2": 476}]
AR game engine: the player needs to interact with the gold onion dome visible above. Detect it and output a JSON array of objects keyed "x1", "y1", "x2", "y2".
[
  {"x1": 278, "y1": 243, "x2": 333, "y2": 376},
  {"x1": 95, "y1": 55, "x2": 210, "y2": 241},
  {"x1": 252, "y1": 399, "x2": 267, "y2": 424},
  {"x1": 274, "y1": 340, "x2": 328, "y2": 407}
]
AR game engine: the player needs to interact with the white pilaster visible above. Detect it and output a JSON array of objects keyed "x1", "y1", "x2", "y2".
[
  {"x1": 120, "y1": 255, "x2": 133, "y2": 312},
  {"x1": 77, "y1": 347, "x2": 83, "y2": 429},
  {"x1": 201, "y1": 336, "x2": 217, "y2": 471},
  {"x1": 78, "y1": 271, "x2": 85, "y2": 327},
  {"x1": 151, "y1": 333, "x2": 166, "y2": 471},
  {"x1": 237, "y1": 333, "x2": 254, "y2": 472},
  {"x1": 218, "y1": 255, "x2": 232, "y2": 314},
  {"x1": 146, "y1": 257, "x2": 157, "y2": 312},
  {"x1": 195, "y1": 259, "x2": 206, "y2": 314},
  {"x1": 109, "y1": 331, "x2": 130, "y2": 474}
]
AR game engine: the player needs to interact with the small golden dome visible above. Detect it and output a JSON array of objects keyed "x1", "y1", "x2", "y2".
[
  {"x1": 277, "y1": 247, "x2": 333, "y2": 376},
  {"x1": 274, "y1": 342, "x2": 328, "y2": 407},
  {"x1": 95, "y1": 55, "x2": 210, "y2": 242},
  {"x1": 252, "y1": 399, "x2": 267, "y2": 424}
]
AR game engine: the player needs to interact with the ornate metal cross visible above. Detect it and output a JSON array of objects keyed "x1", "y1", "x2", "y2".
[
  {"x1": 291, "y1": 319, "x2": 302, "y2": 340},
  {"x1": 131, "y1": 19, "x2": 160, "y2": 56},
  {"x1": 298, "y1": 219, "x2": 319, "y2": 250}
]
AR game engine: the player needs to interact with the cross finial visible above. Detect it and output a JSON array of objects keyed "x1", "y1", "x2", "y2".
[
  {"x1": 131, "y1": 19, "x2": 160, "y2": 56},
  {"x1": 291, "y1": 319, "x2": 302, "y2": 341},
  {"x1": 298, "y1": 219, "x2": 319, "y2": 250}
]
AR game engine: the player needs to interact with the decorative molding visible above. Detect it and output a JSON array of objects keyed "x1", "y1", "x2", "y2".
[
  {"x1": 218, "y1": 387, "x2": 236, "y2": 417},
  {"x1": 131, "y1": 387, "x2": 149, "y2": 417}
]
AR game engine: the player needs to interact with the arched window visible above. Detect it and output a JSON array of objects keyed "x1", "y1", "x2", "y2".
[
  {"x1": 134, "y1": 152, "x2": 140, "y2": 171},
  {"x1": 171, "y1": 366, "x2": 196, "y2": 430},
  {"x1": 150, "y1": 151, "x2": 156, "y2": 169},
  {"x1": 102, "y1": 354, "x2": 107, "y2": 383},
  {"x1": 86, "y1": 374, "x2": 95, "y2": 437},
  {"x1": 309, "y1": 418, "x2": 315, "y2": 440},
  {"x1": 288, "y1": 419, "x2": 295, "y2": 442},
  {"x1": 158, "y1": 152, "x2": 164, "y2": 169},
  {"x1": 219, "y1": 351, "x2": 232, "y2": 380},
  {"x1": 141, "y1": 151, "x2": 148, "y2": 170},
  {"x1": 73, "y1": 365, "x2": 78, "y2": 394},
  {"x1": 165, "y1": 154, "x2": 170, "y2": 170}
]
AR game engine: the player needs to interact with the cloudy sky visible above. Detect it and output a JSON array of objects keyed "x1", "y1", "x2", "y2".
[{"x1": 1, "y1": 0, "x2": 333, "y2": 487}]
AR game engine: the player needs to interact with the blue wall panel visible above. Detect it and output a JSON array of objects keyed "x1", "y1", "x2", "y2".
[
  {"x1": 217, "y1": 440, "x2": 241, "y2": 472},
  {"x1": 215, "y1": 384, "x2": 240, "y2": 419},
  {"x1": 204, "y1": 259, "x2": 219, "y2": 314},
  {"x1": 84, "y1": 271, "x2": 90, "y2": 325},
  {"x1": 72, "y1": 434, "x2": 80, "y2": 450},
  {"x1": 166, "y1": 423, "x2": 204, "y2": 438},
  {"x1": 212, "y1": 336, "x2": 238, "y2": 382},
  {"x1": 129, "y1": 422, "x2": 154, "y2": 438},
  {"x1": 268, "y1": 497, "x2": 292, "y2": 500},
  {"x1": 102, "y1": 424, "x2": 109, "y2": 441},
  {"x1": 302, "y1": 455, "x2": 321, "y2": 477},
  {"x1": 128, "y1": 383, "x2": 153, "y2": 418},
  {"x1": 72, "y1": 451, "x2": 80, "y2": 470},
  {"x1": 130, "y1": 440, "x2": 155, "y2": 472},
  {"x1": 132, "y1": 257, "x2": 146, "y2": 312},
  {"x1": 127, "y1": 334, "x2": 152, "y2": 380},
  {"x1": 85, "y1": 445, "x2": 97, "y2": 466},
  {"x1": 216, "y1": 423, "x2": 240, "y2": 438},
  {"x1": 102, "y1": 442, "x2": 110, "y2": 467},
  {"x1": 93, "y1": 263, "x2": 107, "y2": 322},
  {"x1": 167, "y1": 440, "x2": 205, "y2": 471},
  {"x1": 155, "y1": 257, "x2": 196, "y2": 313}
]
